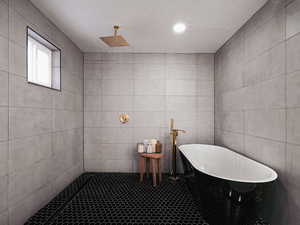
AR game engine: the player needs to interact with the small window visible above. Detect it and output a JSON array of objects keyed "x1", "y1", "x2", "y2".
[{"x1": 27, "y1": 27, "x2": 61, "y2": 90}]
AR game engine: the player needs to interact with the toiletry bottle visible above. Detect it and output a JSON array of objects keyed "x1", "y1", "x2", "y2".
[
  {"x1": 147, "y1": 144, "x2": 152, "y2": 153},
  {"x1": 137, "y1": 143, "x2": 144, "y2": 153}
]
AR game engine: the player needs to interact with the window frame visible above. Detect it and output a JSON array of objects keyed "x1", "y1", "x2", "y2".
[{"x1": 26, "y1": 26, "x2": 62, "y2": 91}]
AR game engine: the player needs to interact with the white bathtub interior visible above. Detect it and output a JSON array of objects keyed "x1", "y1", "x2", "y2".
[{"x1": 179, "y1": 144, "x2": 278, "y2": 183}]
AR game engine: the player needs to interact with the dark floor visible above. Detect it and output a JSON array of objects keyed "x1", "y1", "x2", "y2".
[
  {"x1": 25, "y1": 173, "x2": 208, "y2": 225},
  {"x1": 25, "y1": 173, "x2": 270, "y2": 225}
]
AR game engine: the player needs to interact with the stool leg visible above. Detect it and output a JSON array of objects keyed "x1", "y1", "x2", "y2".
[
  {"x1": 158, "y1": 159, "x2": 162, "y2": 183},
  {"x1": 139, "y1": 157, "x2": 145, "y2": 183},
  {"x1": 147, "y1": 158, "x2": 151, "y2": 178},
  {"x1": 151, "y1": 159, "x2": 157, "y2": 187}
]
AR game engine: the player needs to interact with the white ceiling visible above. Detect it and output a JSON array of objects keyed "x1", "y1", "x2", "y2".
[{"x1": 30, "y1": 0, "x2": 267, "y2": 53}]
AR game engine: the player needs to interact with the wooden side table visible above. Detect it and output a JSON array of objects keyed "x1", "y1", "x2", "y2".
[{"x1": 139, "y1": 153, "x2": 163, "y2": 187}]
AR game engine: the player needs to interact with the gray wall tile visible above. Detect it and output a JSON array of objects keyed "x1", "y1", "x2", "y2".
[
  {"x1": 287, "y1": 108, "x2": 300, "y2": 145},
  {"x1": 287, "y1": 71, "x2": 300, "y2": 107},
  {"x1": 134, "y1": 64, "x2": 165, "y2": 80},
  {"x1": 166, "y1": 80, "x2": 198, "y2": 96},
  {"x1": 0, "y1": 70, "x2": 8, "y2": 107},
  {"x1": 53, "y1": 91, "x2": 80, "y2": 111},
  {"x1": 166, "y1": 96, "x2": 197, "y2": 112},
  {"x1": 134, "y1": 95, "x2": 164, "y2": 111},
  {"x1": 0, "y1": 107, "x2": 8, "y2": 141},
  {"x1": 133, "y1": 127, "x2": 162, "y2": 144},
  {"x1": 0, "y1": 211, "x2": 8, "y2": 225},
  {"x1": 99, "y1": 144, "x2": 134, "y2": 160},
  {"x1": 0, "y1": 175, "x2": 8, "y2": 213},
  {"x1": 286, "y1": 143, "x2": 300, "y2": 188},
  {"x1": 84, "y1": 79, "x2": 101, "y2": 96},
  {"x1": 245, "y1": 109, "x2": 285, "y2": 141},
  {"x1": 102, "y1": 63, "x2": 133, "y2": 80},
  {"x1": 102, "y1": 79, "x2": 133, "y2": 96},
  {"x1": 0, "y1": 1, "x2": 85, "y2": 224},
  {"x1": 84, "y1": 53, "x2": 214, "y2": 173},
  {"x1": 244, "y1": 43, "x2": 285, "y2": 86},
  {"x1": 245, "y1": 136, "x2": 286, "y2": 178},
  {"x1": 0, "y1": 142, "x2": 8, "y2": 177},
  {"x1": 0, "y1": 0, "x2": 8, "y2": 38},
  {"x1": 215, "y1": 129, "x2": 245, "y2": 153},
  {"x1": 9, "y1": 10, "x2": 27, "y2": 47},
  {"x1": 215, "y1": 0, "x2": 299, "y2": 223},
  {"x1": 287, "y1": 183, "x2": 300, "y2": 224},
  {"x1": 83, "y1": 63, "x2": 101, "y2": 80},
  {"x1": 0, "y1": 36, "x2": 8, "y2": 72},
  {"x1": 9, "y1": 108, "x2": 52, "y2": 138},
  {"x1": 166, "y1": 53, "x2": 197, "y2": 65},
  {"x1": 221, "y1": 88, "x2": 245, "y2": 111},
  {"x1": 216, "y1": 111, "x2": 244, "y2": 133},
  {"x1": 103, "y1": 53, "x2": 133, "y2": 64},
  {"x1": 101, "y1": 111, "x2": 126, "y2": 127},
  {"x1": 134, "y1": 53, "x2": 164, "y2": 64},
  {"x1": 103, "y1": 96, "x2": 133, "y2": 111},
  {"x1": 166, "y1": 64, "x2": 198, "y2": 80},
  {"x1": 9, "y1": 135, "x2": 51, "y2": 173},
  {"x1": 244, "y1": 5, "x2": 285, "y2": 61},
  {"x1": 84, "y1": 111, "x2": 102, "y2": 128},
  {"x1": 84, "y1": 95, "x2": 101, "y2": 111},
  {"x1": 9, "y1": 75, "x2": 52, "y2": 109},
  {"x1": 287, "y1": 33, "x2": 300, "y2": 73},
  {"x1": 9, "y1": 42, "x2": 26, "y2": 77},
  {"x1": 244, "y1": 76, "x2": 285, "y2": 110},
  {"x1": 133, "y1": 111, "x2": 165, "y2": 128},
  {"x1": 134, "y1": 79, "x2": 165, "y2": 96}
]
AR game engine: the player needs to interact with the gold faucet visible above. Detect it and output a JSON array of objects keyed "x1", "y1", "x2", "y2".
[{"x1": 169, "y1": 119, "x2": 186, "y2": 181}]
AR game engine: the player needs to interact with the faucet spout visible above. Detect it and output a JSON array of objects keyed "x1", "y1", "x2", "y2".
[{"x1": 173, "y1": 129, "x2": 186, "y2": 133}]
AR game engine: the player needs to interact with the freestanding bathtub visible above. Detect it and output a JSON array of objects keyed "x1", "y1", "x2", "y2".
[{"x1": 179, "y1": 144, "x2": 278, "y2": 225}]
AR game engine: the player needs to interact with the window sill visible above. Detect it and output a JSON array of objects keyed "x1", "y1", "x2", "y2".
[{"x1": 27, "y1": 81, "x2": 61, "y2": 91}]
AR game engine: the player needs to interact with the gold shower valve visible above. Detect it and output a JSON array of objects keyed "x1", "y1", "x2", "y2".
[{"x1": 119, "y1": 113, "x2": 129, "y2": 124}]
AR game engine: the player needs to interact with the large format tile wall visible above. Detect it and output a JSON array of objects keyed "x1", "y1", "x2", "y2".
[
  {"x1": 0, "y1": 0, "x2": 84, "y2": 224},
  {"x1": 84, "y1": 53, "x2": 214, "y2": 172},
  {"x1": 215, "y1": 0, "x2": 300, "y2": 224}
]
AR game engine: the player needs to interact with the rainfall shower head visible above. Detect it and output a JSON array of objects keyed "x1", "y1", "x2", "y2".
[{"x1": 100, "y1": 25, "x2": 129, "y2": 47}]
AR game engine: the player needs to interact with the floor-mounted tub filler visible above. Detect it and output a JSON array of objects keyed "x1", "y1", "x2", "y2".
[{"x1": 179, "y1": 144, "x2": 278, "y2": 225}]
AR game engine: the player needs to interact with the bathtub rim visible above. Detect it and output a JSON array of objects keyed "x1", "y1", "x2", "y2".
[{"x1": 179, "y1": 144, "x2": 278, "y2": 184}]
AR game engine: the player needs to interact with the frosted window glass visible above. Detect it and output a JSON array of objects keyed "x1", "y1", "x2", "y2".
[
  {"x1": 28, "y1": 36, "x2": 52, "y2": 87},
  {"x1": 27, "y1": 27, "x2": 61, "y2": 90}
]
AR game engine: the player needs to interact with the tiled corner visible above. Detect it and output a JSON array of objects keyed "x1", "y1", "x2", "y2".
[{"x1": 286, "y1": 0, "x2": 300, "y2": 39}]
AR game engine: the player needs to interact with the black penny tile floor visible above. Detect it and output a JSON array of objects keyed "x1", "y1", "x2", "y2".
[
  {"x1": 25, "y1": 173, "x2": 208, "y2": 225},
  {"x1": 25, "y1": 173, "x2": 269, "y2": 225}
]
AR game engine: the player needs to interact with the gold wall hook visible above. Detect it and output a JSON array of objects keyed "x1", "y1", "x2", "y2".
[{"x1": 119, "y1": 113, "x2": 129, "y2": 124}]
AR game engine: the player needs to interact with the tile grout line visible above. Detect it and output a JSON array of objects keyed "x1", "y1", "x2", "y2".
[
  {"x1": 284, "y1": 1, "x2": 288, "y2": 188},
  {"x1": 6, "y1": 0, "x2": 10, "y2": 223},
  {"x1": 82, "y1": 54, "x2": 85, "y2": 172}
]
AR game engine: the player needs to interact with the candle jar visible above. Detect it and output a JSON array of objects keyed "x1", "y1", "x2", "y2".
[{"x1": 137, "y1": 143, "x2": 145, "y2": 153}]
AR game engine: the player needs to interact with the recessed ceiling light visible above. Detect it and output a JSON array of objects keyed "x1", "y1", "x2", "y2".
[{"x1": 173, "y1": 23, "x2": 186, "y2": 33}]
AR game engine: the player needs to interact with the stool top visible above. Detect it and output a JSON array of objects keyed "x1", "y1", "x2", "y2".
[{"x1": 140, "y1": 153, "x2": 163, "y2": 159}]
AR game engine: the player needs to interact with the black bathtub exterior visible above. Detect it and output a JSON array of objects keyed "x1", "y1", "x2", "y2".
[{"x1": 180, "y1": 152, "x2": 277, "y2": 225}]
